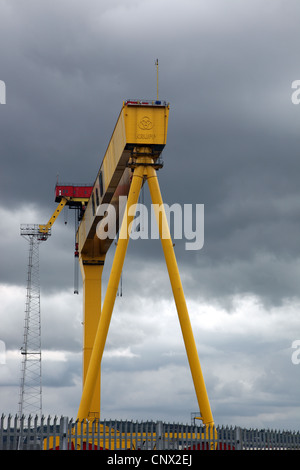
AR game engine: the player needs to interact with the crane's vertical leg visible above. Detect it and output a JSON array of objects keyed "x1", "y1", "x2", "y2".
[
  {"x1": 77, "y1": 165, "x2": 145, "y2": 421},
  {"x1": 79, "y1": 256, "x2": 105, "y2": 420},
  {"x1": 146, "y1": 165, "x2": 215, "y2": 429}
]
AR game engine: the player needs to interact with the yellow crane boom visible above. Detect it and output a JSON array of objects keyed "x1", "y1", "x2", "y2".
[{"x1": 38, "y1": 197, "x2": 68, "y2": 234}]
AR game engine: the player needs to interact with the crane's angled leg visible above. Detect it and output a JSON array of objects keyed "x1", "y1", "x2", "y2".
[
  {"x1": 77, "y1": 165, "x2": 145, "y2": 422},
  {"x1": 146, "y1": 165, "x2": 215, "y2": 428}
]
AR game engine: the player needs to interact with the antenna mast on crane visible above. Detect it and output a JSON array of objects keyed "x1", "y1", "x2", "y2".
[{"x1": 155, "y1": 58, "x2": 159, "y2": 100}]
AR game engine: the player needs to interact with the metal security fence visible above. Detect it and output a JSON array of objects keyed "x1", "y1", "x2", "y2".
[{"x1": 1, "y1": 414, "x2": 300, "y2": 450}]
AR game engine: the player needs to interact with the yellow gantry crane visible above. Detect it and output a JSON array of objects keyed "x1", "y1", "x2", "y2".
[{"x1": 72, "y1": 99, "x2": 215, "y2": 434}]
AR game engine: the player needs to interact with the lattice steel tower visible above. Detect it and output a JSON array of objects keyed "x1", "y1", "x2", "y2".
[{"x1": 18, "y1": 224, "x2": 50, "y2": 418}]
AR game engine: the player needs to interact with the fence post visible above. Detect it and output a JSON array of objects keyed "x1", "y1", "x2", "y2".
[
  {"x1": 60, "y1": 417, "x2": 68, "y2": 450},
  {"x1": 156, "y1": 421, "x2": 163, "y2": 450},
  {"x1": 235, "y1": 427, "x2": 242, "y2": 450}
]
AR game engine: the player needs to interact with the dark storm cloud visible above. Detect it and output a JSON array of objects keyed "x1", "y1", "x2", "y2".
[{"x1": 1, "y1": 0, "x2": 299, "y2": 302}]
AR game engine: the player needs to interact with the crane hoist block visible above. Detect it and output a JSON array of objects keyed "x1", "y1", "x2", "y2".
[{"x1": 77, "y1": 100, "x2": 170, "y2": 256}]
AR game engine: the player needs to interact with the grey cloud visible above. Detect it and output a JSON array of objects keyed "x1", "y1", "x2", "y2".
[{"x1": 1, "y1": 0, "x2": 300, "y2": 429}]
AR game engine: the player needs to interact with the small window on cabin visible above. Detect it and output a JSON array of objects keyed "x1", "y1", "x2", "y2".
[
  {"x1": 99, "y1": 171, "x2": 103, "y2": 197},
  {"x1": 96, "y1": 188, "x2": 99, "y2": 207}
]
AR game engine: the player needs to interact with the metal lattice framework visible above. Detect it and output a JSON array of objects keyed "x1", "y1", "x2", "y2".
[{"x1": 18, "y1": 225, "x2": 50, "y2": 418}]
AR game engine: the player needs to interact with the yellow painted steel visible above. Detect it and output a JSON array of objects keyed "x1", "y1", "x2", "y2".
[
  {"x1": 77, "y1": 101, "x2": 169, "y2": 256},
  {"x1": 75, "y1": 101, "x2": 215, "y2": 440},
  {"x1": 77, "y1": 164, "x2": 145, "y2": 421},
  {"x1": 44, "y1": 425, "x2": 217, "y2": 450},
  {"x1": 39, "y1": 195, "x2": 90, "y2": 234},
  {"x1": 146, "y1": 165, "x2": 214, "y2": 428},
  {"x1": 76, "y1": 102, "x2": 169, "y2": 422},
  {"x1": 77, "y1": 156, "x2": 215, "y2": 434},
  {"x1": 79, "y1": 254, "x2": 105, "y2": 420},
  {"x1": 39, "y1": 197, "x2": 68, "y2": 233}
]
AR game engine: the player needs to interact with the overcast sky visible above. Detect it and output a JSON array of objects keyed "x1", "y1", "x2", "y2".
[{"x1": 1, "y1": 0, "x2": 300, "y2": 431}]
